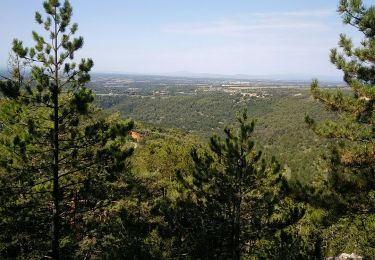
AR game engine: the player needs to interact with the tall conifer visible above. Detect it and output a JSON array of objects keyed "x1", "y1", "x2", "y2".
[
  {"x1": 0, "y1": 1, "x2": 133, "y2": 258},
  {"x1": 181, "y1": 110, "x2": 304, "y2": 259},
  {"x1": 307, "y1": 0, "x2": 374, "y2": 217},
  {"x1": 306, "y1": 0, "x2": 375, "y2": 256}
]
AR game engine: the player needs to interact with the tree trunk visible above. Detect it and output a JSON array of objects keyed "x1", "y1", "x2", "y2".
[
  {"x1": 52, "y1": 7, "x2": 60, "y2": 259},
  {"x1": 232, "y1": 160, "x2": 242, "y2": 260}
]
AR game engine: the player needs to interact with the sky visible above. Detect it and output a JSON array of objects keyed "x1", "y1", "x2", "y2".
[{"x1": 0, "y1": 0, "x2": 371, "y2": 79}]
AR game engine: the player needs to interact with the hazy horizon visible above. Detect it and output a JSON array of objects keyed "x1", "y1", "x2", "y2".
[
  {"x1": 1, "y1": 1, "x2": 372, "y2": 78},
  {"x1": 0, "y1": 67, "x2": 344, "y2": 82}
]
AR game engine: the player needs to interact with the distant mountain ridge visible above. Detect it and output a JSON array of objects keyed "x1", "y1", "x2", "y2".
[
  {"x1": 0, "y1": 67, "x2": 344, "y2": 85},
  {"x1": 159, "y1": 71, "x2": 344, "y2": 82},
  {"x1": 90, "y1": 71, "x2": 345, "y2": 87},
  {"x1": 91, "y1": 70, "x2": 344, "y2": 83}
]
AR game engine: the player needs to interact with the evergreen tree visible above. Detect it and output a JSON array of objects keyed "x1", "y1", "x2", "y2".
[
  {"x1": 179, "y1": 110, "x2": 304, "y2": 259},
  {"x1": 0, "y1": 1, "x2": 133, "y2": 258},
  {"x1": 306, "y1": 0, "x2": 375, "y2": 256},
  {"x1": 307, "y1": 0, "x2": 374, "y2": 218}
]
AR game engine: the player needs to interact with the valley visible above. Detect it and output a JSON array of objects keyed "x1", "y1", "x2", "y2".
[{"x1": 92, "y1": 73, "x2": 341, "y2": 184}]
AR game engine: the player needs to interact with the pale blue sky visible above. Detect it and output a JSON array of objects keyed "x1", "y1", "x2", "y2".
[{"x1": 0, "y1": 1, "x2": 371, "y2": 79}]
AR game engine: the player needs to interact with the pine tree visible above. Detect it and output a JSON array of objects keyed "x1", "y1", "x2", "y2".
[
  {"x1": 0, "y1": 1, "x2": 133, "y2": 258},
  {"x1": 307, "y1": 0, "x2": 374, "y2": 218},
  {"x1": 305, "y1": 0, "x2": 375, "y2": 256},
  {"x1": 179, "y1": 110, "x2": 304, "y2": 259}
]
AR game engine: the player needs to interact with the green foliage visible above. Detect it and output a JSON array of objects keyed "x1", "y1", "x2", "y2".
[
  {"x1": 0, "y1": 0, "x2": 133, "y2": 258},
  {"x1": 1, "y1": 0, "x2": 374, "y2": 258},
  {"x1": 177, "y1": 110, "x2": 305, "y2": 259},
  {"x1": 84, "y1": 126, "x2": 199, "y2": 259},
  {"x1": 97, "y1": 88, "x2": 335, "y2": 184},
  {"x1": 322, "y1": 214, "x2": 375, "y2": 257},
  {"x1": 306, "y1": 0, "x2": 375, "y2": 257},
  {"x1": 309, "y1": 0, "x2": 375, "y2": 215}
]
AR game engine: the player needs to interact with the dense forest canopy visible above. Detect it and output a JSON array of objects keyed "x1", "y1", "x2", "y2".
[{"x1": 0, "y1": 0, "x2": 374, "y2": 259}]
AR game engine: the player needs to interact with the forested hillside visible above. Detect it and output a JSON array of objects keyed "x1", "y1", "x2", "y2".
[
  {"x1": 97, "y1": 88, "x2": 336, "y2": 184},
  {"x1": 0, "y1": 0, "x2": 374, "y2": 259}
]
